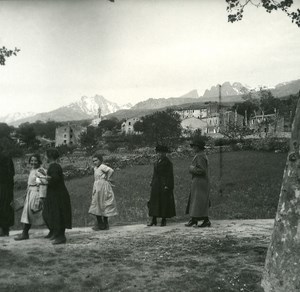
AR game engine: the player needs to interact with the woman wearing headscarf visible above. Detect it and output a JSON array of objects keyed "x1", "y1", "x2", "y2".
[
  {"x1": 185, "y1": 137, "x2": 211, "y2": 228},
  {"x1": 147, "y1": 145, "x2": 176, "y2": 227},
  {"x1": 0, "y1": 145, "x2": 15, "y2": 236},
  {"x1": 14, "y1": 154, "x2": 47, "y2": 240},
  {"x1": 43, "y1": 148, "x2": 72, "y2": 244}
]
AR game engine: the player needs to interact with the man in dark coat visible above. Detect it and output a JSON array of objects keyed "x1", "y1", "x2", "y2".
[
  {"x1": 0, "y1": 145, "x2": 15, "y2": 236},
  {"x1": 147, "y1": 145, "x2": 176, "y2": 227}
]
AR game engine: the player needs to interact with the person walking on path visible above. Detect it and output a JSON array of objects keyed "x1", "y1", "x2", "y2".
[
  {"x1": 185, "y1": 137, "x2": 211, "y2": 228},
  {"x1": 0, "y1": 145, "x2": 15, "y2": 237},
  {"x1": 43, "y1": 148, "x2": 72, "y2": 244},
  {"x1": 88, "y1": 153, "x2": 118, "y2": 231},
  {"x1": 147, "y1": 145, "x2": 176, "y2": 227},
  {"x1": 15, "y1": 154, "x2": 48, "y2": 241}
]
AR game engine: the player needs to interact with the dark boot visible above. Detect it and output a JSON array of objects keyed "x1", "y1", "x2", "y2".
[
  {"x1": 52, "y1": 229, "x2": 66, "y2": 245},
  {"x1": 44, "y1": 229, "x2": 54, "y2": 239},
  {"x1": 103, "y1": 217, "x2": 109, "y2": 230},
  {"x1": 147, "y1": 217, "x2": 157, "y2": 226},
  {"x1": 198, "y1": 219, "x2": 211, "y2": 228},
  {"x1": 185, "y1": 218, "x2": 198, "y2": 227},
  {"x1": 161, "y1": 218, "x2": 167, "y2": 227},
  {"x1": 92, "y1": 216, "x2": 101, "y2": 231},
  {"x1": 0, "y1": 227, "x2": 9, "y2": 236},
  {"x1": 14, "y1": 224, "x2": 31, "y2": 241},
  {"x1": 50, "y1": 229, "x2": 60, "y2": 240}
]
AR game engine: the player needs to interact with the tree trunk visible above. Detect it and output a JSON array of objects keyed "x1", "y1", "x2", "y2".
[{"x1": 262, "y1": 94, "x2": 300, "y2": 292}]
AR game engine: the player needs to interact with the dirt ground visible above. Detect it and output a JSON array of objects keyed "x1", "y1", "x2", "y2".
[{"x1": 0, "y1": 219, "x2": 274, "y2": 292}]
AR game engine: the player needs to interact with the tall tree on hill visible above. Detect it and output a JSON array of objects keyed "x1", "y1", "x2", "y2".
[
  {"x1": 16, "y1": 122, "x2": 38, "y2": 148},
  {"x1": 0, "y1": 47, "x2": 20, "y2": 66},
  {"x1": 137, "y1": 110, "x2": 181, "y2": 145},
  {"x1": 226, "y1": 0, "x2": 300, "y2": 27}
]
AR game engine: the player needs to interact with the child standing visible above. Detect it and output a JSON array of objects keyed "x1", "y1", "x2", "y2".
[{"x1": 89, "y1": 153, "x2": 118, "y2": 230}]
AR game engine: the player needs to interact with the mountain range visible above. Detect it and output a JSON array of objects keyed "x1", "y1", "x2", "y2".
[{"x1": 2, "y1": 79, "x2": 299, "y2": 125}]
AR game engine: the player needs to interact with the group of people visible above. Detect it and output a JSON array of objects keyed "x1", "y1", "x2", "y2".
[
  {"x1": 147, "y1": 136, "x2": 211, "y2": 228},
  {"x1": 0, "y1": 136, "x2": 210, "y2": 244}
]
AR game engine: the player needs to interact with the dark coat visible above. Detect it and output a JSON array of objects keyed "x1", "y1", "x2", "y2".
[
  {"x1": 43, "y1": 163, "x2": 72, "y2": 230},
  {"x1": 0, "y1": 153, "x2": 15, "y2": 228},
  {"x1": 186, "y1": 152, "x2": 210, "y2": 219},
  {"x1": 148, "y1": 156, "x2": 176, "y2": 218}
]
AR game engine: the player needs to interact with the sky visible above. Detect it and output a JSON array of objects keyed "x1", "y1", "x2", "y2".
[{"x1": 0, "y1": 0, "x2": 300, "y2": 116}]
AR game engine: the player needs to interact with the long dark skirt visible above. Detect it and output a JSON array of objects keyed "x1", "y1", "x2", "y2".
[
  {"x1": 148, "y1": 187, "x2": 176, "y2": 218},
  {"x1": 43, "y1": 187, "x2": 72, "y2": 230},
  {"x1": 0, "y1": 183, "x2": 14, "y2": 228}
]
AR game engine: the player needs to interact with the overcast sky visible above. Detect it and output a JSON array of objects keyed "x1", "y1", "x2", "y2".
[{"x1": 0, "y1": 0, "x2": 299, "y2": 115}]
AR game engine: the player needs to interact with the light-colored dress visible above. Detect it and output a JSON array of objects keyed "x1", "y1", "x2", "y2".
[
  {"x1": 20, "y1": 168, "x2": 47, "y2": 225},
  {"x1": 88, "y1": 164, "x2": 118, "y2": 217}
]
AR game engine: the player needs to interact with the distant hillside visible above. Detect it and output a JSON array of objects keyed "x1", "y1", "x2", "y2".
[
  {"x1": 271, "y1": 79, "x2": 300, "y2": 97},
  {"x1": 131, "y1": 89, "x2": 199, "y2": 110}
]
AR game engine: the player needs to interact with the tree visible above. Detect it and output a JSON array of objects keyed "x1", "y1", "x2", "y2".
[
  {"x1": 16, "y1": 122, "x2": 38, "y2": 147},
  {"x1": 226, "y1": 0, "x2": 300, "y2": 27},
  {"x1": 133, "y1": 120, "x2": 144, "y2": 133},
  {"x1": 138, "y1": 110, "x2": 182, "y2": 145},
  {"x1": 231, "y1": 99, "x2": 260, "y2": 121},
  {"x1": 259, "y1": 90, "x2": 282, "y2": 114},
  {"x1": 0, "y1": 46, "x2": 20, "y2": 66},
  {"x1": 98, "y1": 118, "x2": 118, "y2": 133},
  {"x1": 31, "y1": 120, "x2": 61, "y2": 140},
  {"x1": 79, "y1": 126, "x2": 97, "y2": 148},
  {"x1": 220, "y1": 120, "x2": 253, "y2": 140},
  {"x1": 0, "y1": 123, "x2": 12, "y2": 138},
  {"x1": 261, "y1": 95, "x2": 300, "y2": 292}
]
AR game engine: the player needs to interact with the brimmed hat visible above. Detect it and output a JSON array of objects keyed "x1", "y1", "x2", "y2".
[
  {"x1": 155, "y1": 145, "x2": 170, "y2": 153},
  {"x1": 190, "y1": 137, "x2": 206, "y2": 150}
]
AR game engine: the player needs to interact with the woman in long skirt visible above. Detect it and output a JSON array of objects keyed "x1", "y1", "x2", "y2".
[
  {"x1": 88, "y1": 153, "x2": 118, "y2": 230},
  {"x1": 185, "y1": 137, "x2": 211, "y2": 228},
  {"x1": 0, "y1": 145, "x2": 15, "y2": 237},
  {"x1": 43, "y1": 148, "x2": 72, "y2": 244},
  {"x1": 147, "y1": 145, "x2": 176, "y2": 227},
  {"x1": 15, "y1": 154, "x2": 47, "y2": 241}
]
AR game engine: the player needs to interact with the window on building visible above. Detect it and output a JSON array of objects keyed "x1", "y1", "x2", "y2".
[
  {"x1": 64, "y1": 134, "x2": 66, "y2": 138},
  {"x1": 129, "y1": 122, "x2": 131, "y2": 126},
  {"x1": 64, "y1": 140, "x2": 67, "y2": 144},
  {"x1": 70, "y1": 135, "x2": 73, "y2": 138}
]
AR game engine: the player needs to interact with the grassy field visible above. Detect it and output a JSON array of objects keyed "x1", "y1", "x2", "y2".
[{"x1": 13, "y1": 150, "x2": 287, "y2": 229}]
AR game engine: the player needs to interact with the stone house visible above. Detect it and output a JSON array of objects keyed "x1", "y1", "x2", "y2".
[
  {"x1": 121, "y1": 117, "x2": 141, "y2": 134},
  {"x1": 55, "y1": 125, "x2": 86, "y2": 146},
  {"x1": 249, "y1": 113, "x2": 287, "y2": 135},
  {"x1": 181, "y1": 117, "x2": 208, "y2": 136}
]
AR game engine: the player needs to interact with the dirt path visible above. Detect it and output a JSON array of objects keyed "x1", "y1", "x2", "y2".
[{"x1": 0, "y1": 219, "x2": 274, "y2": 292}]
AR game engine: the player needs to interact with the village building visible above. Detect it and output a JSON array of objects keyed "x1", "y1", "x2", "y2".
[
  {"x1": 55, "y1": 125, "x2": 86, "y2": 146},
  {"x1": 181, "y1": 117, "x2": 207, "y2": 136},
  {"x1": 121, "y1": 117, "x2": 141, "y2": 134},
  {"x1": 248, "y1": 113, "x2": 289, "y2": 136}
]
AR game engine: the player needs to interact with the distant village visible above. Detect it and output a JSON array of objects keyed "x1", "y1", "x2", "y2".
[{"x1": 53, "y1": 102, "x2": 291, "y2": 147}]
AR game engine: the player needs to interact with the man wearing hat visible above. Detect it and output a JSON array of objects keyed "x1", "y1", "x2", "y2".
[
  {"x1": 147, "y1": 144, "x2": 176, "y2": 226},
  {"x1": 185, "y1": 136, "x2": 211, "y2": 228}
]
